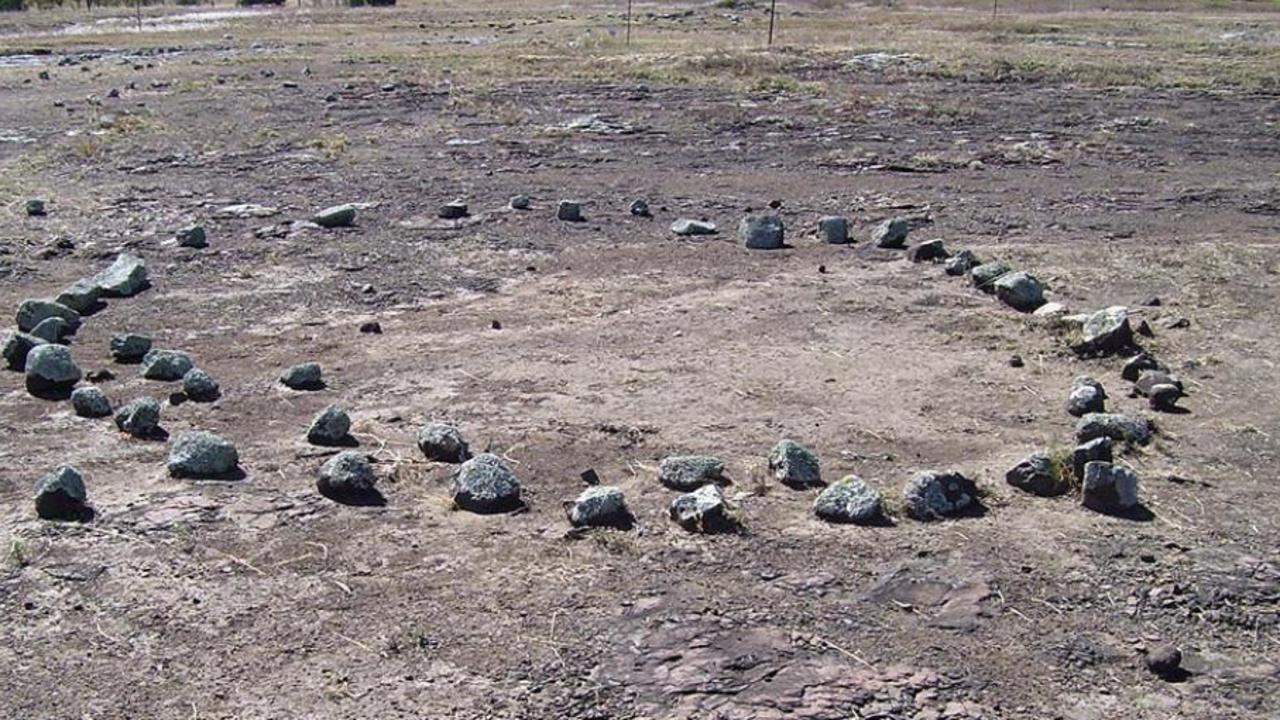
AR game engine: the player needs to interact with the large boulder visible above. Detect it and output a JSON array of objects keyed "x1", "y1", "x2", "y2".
[
  {"x1": 71, "y1": 386, "x2": 112, "y2": 418},
  {"x1": 994, "y1": 271, "x2": 1045, "y2": 312},
  {"x1": 92, "y1": 253, "x2": 149, "y2": 297},
  {"x1": 280, "y1": 362, "x2": 323, "y2": 390},
  {"x1": 167, "y1": 431, "x2": 240, "y2": 478},
  {"x1": 906, "y1": 239, "x2": 948, "y2": 263},
  {"x1": 16, "y1": 298, "x2": 81, "y2": 333},
  {"x1": 1071, "y1": 306, "x2": 1133, "y2": 356},
  {"x1": 812, "y1": 476, "x2": 883, "y2": 524},
  {"x1": 317, "y1": 451, "x2": 377, "y2": 497},
  {"x1": 768, "y1": 439, "x2": 822, "y2": 489},
  {"x1": 34, "y1": 465, "x2": 89, "y2": 520},
  {"x1": 970, "y1": 262, "x2": 1011, "y2": 293},
  {"x1": 1066, "y1": 376, "x2": 1107, "y2": 417},
  {"x1": 1005, "y1": 451, "x2": 1067, "y2": 496},
  {"x1": 3, "y1": 331, "x2": 46, "y2": 370},
  {"x1": 670, "y1": 484, "x2": 738, "y2": 533},
  {"x1": 30, "y1": 317, "x2": 72, "y2": 344},
  {"x1": 566, "y1": 485, "x2": 633, "y2": 529},
  {"x1": 453, "y1": 453, "x2": 522, "y2": 513},
  {"x1": 24, "y1": 344, "x2": 80, "y2": 395},
  {"x1": 114, "y1": 397, "x2": 162, "y2": 438},
  {"x1": 871, "y1": 217, "x2": 910, "y2": 249},
  {"x1": 658, "y1": 455, "x2": 725, "y2": 491},
  {"x1": 55, "y1": 279, "x2": 101, "y2": 314},
  {"x1": 1076, "y1": 413, "x2": 1153, "y2": 446},
  {"x1": 141, "y1": 349, "x2": 194, "y2": 381},
  {"x1": 739, "y1": 215, "x2": 784, "y2": 250},
  {"x1": 416, "y1": 422, "x2": 470, "y2": 463},
  {"x1": 110, "y1": 333, "x2": 152, "y2": 363},
  {"x1": 1081, "y1": 461, "x2": 1139, "y2": 514},
  {"x1": 902, "y1": 470, "x2": 978, "y2": 521}
]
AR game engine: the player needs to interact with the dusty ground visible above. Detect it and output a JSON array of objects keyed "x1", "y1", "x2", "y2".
[{"x1": 1, "y1": 1, "x2": 1278, "y2": 718}]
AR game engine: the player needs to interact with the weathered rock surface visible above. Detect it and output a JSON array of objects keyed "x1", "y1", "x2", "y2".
[
  {"x1": 416, "y1": 422, "x2": 470, "y2": 463},
  {"x1": 740, "y1": 215, "x2": 785, "y2": 250},
  {"x1": 903, "y1": 471, "x2": 978, "y2": 521},
  {"x1": 813, "y1": 476, "x2": 883, "y2": 524},
  {"x1": 318, "y1": 451, "x2": 377, "y2": 496},
  {"x1": 453, "y1": 453, "x2": 522, "y2": 513},
  {"x1": 1076, "y1": 413, "x2": 1153, "y2": 446},
  {"x1": 658, "y1": 455, "x2": 725, "y2": 491},
  {"x1": 16, "y1": 298, "x2": 81, "y2": 333},
  {"x1": 141, "y1": 349, "x2": 194, "y2": 381},
  {"x1": 1081, "y1": 461, "x2": 1139, "y2": 514},
  {"x1": 871, "y1": 217, "x2": 910, "y2": 248},
  {"x1": 670, "y1": 484, "x2": 738, "y2": 533},
  {"x1": 567, "y1": 485, "x2": 633, "y2": 529},
  {"x1": 92, "y1": 254, "x2": 149, "y2": 297},
  {"x1": 34, "y1": 465, "x2": 88, "y2": 520},
  {"x1": 168, "y1": 431, "x2": 240, "y2": 478},
  {"x1": 71, "y1": 386, "x2": 112, "y2": 418},
  {"x1": 768, "y1": 439, "x2": 822, "y2": 489},
  {"x1": 114, "y1": 396, "x2": 161, "y2": 437}
]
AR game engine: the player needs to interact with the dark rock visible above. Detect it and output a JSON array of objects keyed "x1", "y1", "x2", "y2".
[
  {"x1": 903, "y1": 470, "x2": 978, "y2": 520},
  {"x1": 110, "y1": 333, "x2": 152, "y2": 363},
  {"x1": 1135, "y1": 370, "x2": 1183, "y2": 397},
  {"x1": 91, "y1": 253, "x2": 149, "y2": 297},
  {"x1": 3, "y1": 331, "x2": 47, "y2": 370},
  {"x1": 168, "y1": 431, "x2": 240, "y2": 478},
  {"x1": 417, "y1": 422, "x2": 470, "y2": 463},
  {"x1": 566, "y1": 486, "x2": 632, "y2": 529},
  {"x1": 176, "y1": 224, "x2": 207, "y2": 248},
  {"x1": 670, "y1": 484, "x2": 738, "y2": 533},
  {"x1": 26, "y1": 198, "x2": 47, "y2": 216},
  {"x1": 906, "y1": 238, "x2": 948, "y2": 263},
  {"x1": 1145, "y1": 645, "x2": 1183, "y2": 680},
  {"x1": 25, "y1": 344, "x2": 80, "y2": 395},
  {"x1": 141, "y1": 349, "x2": 194, "y2": 381},
  {"x1": 817, "y1": 216, "x2": 848, "y2": 244},
  {"x1": 453, "y1": 453, "x2": 522, "y2": 513},
  {"x1": 1121, "y1": 352, "x2": 1160, "y2": 382},
  {"x1": 509, "y1": 195, "x2": 531, "y2": 210},
  {"x1": 812, "y1": 476, "x2": 883, "y2": 524},
  {"x1": 34, "y1": 466, "x2": 88, "y2": 520},
  {"x1": 71, "y1": 386, "x2": 112, "y2": 418},
  {"x1": 1076, "y1": 413, "x2": 1153, "y2": 446},
  {"x1": 312, "y1": 204, "x2": 356, "y2": 228},
  {"x1": 55, "y1": 280, "x2": 101, "y2": 314},
  {"x1": 1071, "y1": 306, "x2": 1133, "y2": 356},
  {"x1": 359, "y1": 321, "x2": 382, "y2": 334},
  {"x1": 628, "y1": 199, "x2": 650, "y2": 217},
  {"x1": 30, "y1": 317, "x2": 72, "y2": 344},
  {"x1": 1006, "y1": 451, "x2": 1066, "y2": 496},
  {"x1": 1071, "y1": 437, "x2": 1113, "y2": 480},
  {"x1": 16, "y1": 298, "x2": 81, "y2": 333},
  {"x1": 114, "y1": 397, "x2": 161, "y2": 437},
  {"x1": 970, "y1": 262, "x2": 1011, "y2": 293},
  {"x1": 280, "y1": 362, "x2": 323, "y2": 390},
  {"x1": 658, "y1": 455, "x2": 725, "y2": 491},
  {"x1": 1008, "y1": 354, "x2": 1024, "y2": 368},
  {"x1": 308, "y1": 405, "x2": 352, "y2": 445},
  {"x1": 1067, "y1": 376, "x2": 1107, "y2": 417},
  {"x1": 1081, "y1": 461, "x2": 1139, "y2": 514},
  {"x1": 318, "y1": 451, "x2": 376, "y2": 496},
  {"x1": 768, "y1": 439, "x2": 822, "y2": 489},
  {"x1": 182, "y1": 368, "x2": 220, "y2": 401},
  {"x1": 944, "y1": 249, "x2": 978, "y2": 276},
  {"x1": 994, "y1": 271, "x2": 1046, "y2": 312},
  {"x1": 739, "y1": 215, "x2": 785, "y2": 250},
  {"x1": 557, "y1": 200, "x2": 584, "y2": 222},
  {"x1": 438, "y1": 200, "x2": 468, "y2": 219},
  {"x1": 1149, "y1": 384, "x2": 1182, "y2": 412}
]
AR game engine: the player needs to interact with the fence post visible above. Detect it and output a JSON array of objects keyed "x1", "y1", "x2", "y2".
[
  {"x1": 626, "y1": 0, "x2": 632, "y2": 46},
  {"x1": 768, "y1": 0, "x2": 776, "y2": 46}
]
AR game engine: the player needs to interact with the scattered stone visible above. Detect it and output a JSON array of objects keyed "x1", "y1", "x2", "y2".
[
  {"x1": 1134, "y1": 369, "x2": 1183, "y2": 397},
  {"x1": 871, "y1": 217, "x2": 910, "y2": 249},
  {"x1": 768, "y1": 439, "x2": 822, "y2": 489},
  {"x1": 817, "y1": 216, "x2": 848, "y2": 244},
  {"x1": 671, "y1": 218, "x2": 717, "y2": 236},
  {"x1": 312, "y1": 204, "x2": 357, "y2": 228},
  {"x1": 629, "y1": 199, "x2": 651, "y2": 217},
  {"x1": 557, "y1": 200, "x2": 584, "y2": 222},
  {"x1": 1006, "y1": 452, "x2": 1066, "y2": 496},
  {"x1": 906, "y1": 238, "x2": 948, "y2": 263},
  {"x1": 1122, "y1": 352, "x2": 1160, "y2": 382},
  {"x1": 30, "y1": 317, "x2": 71, "y2": 344},
  {"x1": 1149, "y1": 384, "x2": 1183, "y2": 412},
  {"x1": 1071, "y1": 437, "x2": 1114, "y2": 480},
  {"x1": 1072, "y1": 306, "x2": 1133, "y2": 356},
  {"x1": 3, "y1": 331, "x2": 46, "y2": 370},
  {"x1": 944, "y1": 249, "x2": 978, "y2": 276},
  {"x1": 970, "y1": 262, "x2": 1011, "y2": 293},
  {"x1": 114, "y1": 396, "x2": 161, "y2": 437},
  {"x1": 91, "y1": 253, "x2": 149, "y2": 297},
  {"x1": 1008, "y1": 354, "x2": 1024, "y2": 368},
  {"x1": 1076, "y1": 412, "x2": 1153, "y2": 446},
  {"x1": 1142, "y1": 296, "x2": 1162, "y2": 307},
  {"x1": 280, "y1": 362, "x2": 323, "y2": 390},
  {"x1": 176, "y1": 224, "x2": 207, "y2": 248},
  {"x1": 1145, "y1": 645, "x2": 1183, "y2": 680},
  {"x1": 214, "y1": 203, "x2": 279, "y2": 219},
  {"x1": 307, "y1": 405, "x2": 352, "y2": 446},
  {"x1": 182, "y1": 368, "x2": 220, "y2": 402},
  {"x1": 34, "y1": 466, "x2": 88, "y2": 520},
  {"x1": 658, "y1": 455, "x2": 726, "y2": 491},
  {"x1": 452, "y1": 453, "x2": 522, "y2": 513},
  {"x1": 359, "y1": 321, "x2": 382, "y2": 334},
  {"x1": 110, "y1": 333, "x2": 152, "y2": 363},
  {"x1": 1081, "y1": 461, "x2": 1139, "y2": 514},
  {"x1": 1067, "y1": 376, "x2": 1107, "y2": 417},
  {"x1": 812, "y1": 476, "x2": 883, "y2": 524},
  {"x1": 86, "y1": 368, "x2": 114, "y2": 383},
  {"x1": 566, "y1": 485, "x2": 633, "y2": 529},
  {"x1": 417, "y1": 422, "x2": 470, "y2": 463},
  {"x1": 1160, "y1": 316, "x2": 1190, "y2": 330},
  {"x1": 994, "y1": 271, "x2": 1046, "y2": 312},
  {"x1": 71, "y1": 386, "x2": 112, "y2": 418},
  {"x1": 739, "y1": 215, "x2": 785, "y2": 250},
  {"x1": 509, "y1": 194, "x2": 531, "y2": 210},
  {"x1": 26, "y1": 198, "x2": 47, "y2": 216},
  {"x1": 670, "y1": 484, "x2": 738, "y2": 533},
  {"x1": 24, "y1": 344, "x2": 80, "y2": 395},
  {"x1": 141, "y1": 349, "x2": 194, "y2": 381},
  {"x1": 55, "y1": 280, "x2": 101, "y2": 314},
  {"x1": 902, "y1": 470, "x2": 978, "y2": 521},
  {"x1": 168, "y1": 430, "x2": 240, "y2": 478},
  {"x1": 16, "y1": 298, "x2": 81, "y2": 333},
  {"x1": 1033, "y1": 301, "x2": 1067, "y2": 318},
  {"x1": 1136, "y1": 319, "x2": 1154, "y2": 338},
  {"x1": 317, "y1": 451, "x2": 376, "y2": 496},
  {"x1": 438, "y1": 200, "x2": 468, "y2": 219}
]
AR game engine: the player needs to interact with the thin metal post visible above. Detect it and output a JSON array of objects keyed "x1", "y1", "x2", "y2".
[
  {"x1": 626, "y1": 0, "x2": 632, "y2": 46},
  {"x1": 768, "y1": 0, "x2": 776, "y2": 46}
]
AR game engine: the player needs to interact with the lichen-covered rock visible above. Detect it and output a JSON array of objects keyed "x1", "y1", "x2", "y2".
[
  {"x1": 416, "y1": 422, "x2": 470, "y2": 463},
  {"x1": 671, "y1": 218, "x2": 718, "y2": 236},
  {"x1": 34, "y1": 465, "x2": 88, "y2": 520},
  {"x1": 1081, "y1": 461, "x2": 1139, "y2": 514},
  {"x1": 141, "y1": 349, "x2": 194, "y2": 381},
  {"x1": 768, "y1": 439, "x2": 822, "y2": 489},
  {"x1": 114, "y1": 396, "x2": 161, "y2": 437},
  {"x1": 739, "y1": 215, "x2": 784, "y2": 250},
  {"x1": 110, "y1": 333, "x2": 152, "y2": 363},
  {"x1": 670, "y1": 484, "x2": 738, "y2": 533},
  {"x1": 24, "y1": 344, "x2": 80, "y2": 394},
  {"x1": 453, "y1": 453, "x2": 522, "y2": 513},
  {"x1": 308, "y1": 404, "x2": 352, "y2": 445},
  {"x1": 970, "y1": 262, "x2": 1011, "y2": 293},
  {"x1": 168, "y1": 431, "x2": 240, "y2": 478},
  {"x1": 71, "y1": 386, "x2": 112, "y2": 418},
  {"x1": 994, "y1": 271, "x2": 1045, "y2": 312},
  {"x1": 3, "y1": 331, "x2": 46, "y2": 370},
  {"x1": 1072, "y1": 306, "x2": 1133, "y2": 356},
  {"x1": 658, "y1": 455, "x2": 725, "y2": 491},
  {"x1": 813, "y1": 476, "x2": 883, "y2": 524},
  {"x1": 280, "y1": 362, "x2": 323, "y2": 390},
  {"x1": 817, "y1": 216, "x2": 848, "y2": 245},
  {"x1": 1005, "y1": 452, "x2": 1066, "y2": 496},
  {"x1": 182, "y1": 368, "x2": 220, "y2": 402},
  {"x1": 903, "y1": 470, "x2": 978, "y2": 521},
  {"x1": 318, "y1": 451, "x2": 376, "y2": 496},
  {"x1": 176, "y1": 224, "x2": 208, "y2": 248},
  {"x1": 92, "y1": 253, "x2": 149, "y2": 297},
  {"x1": 1076, "y1": 413, "x2": 1153, "y2": 446},
  {"x1": 567, "y1": 486, "x2": 632, "y2": 529},
  {"x1": 871, "y1": 217, "x2": 910, "y2": 249},
  {"x1": 1134, "y1": 370, "x2": 1183, "y2": 397},
  {"x1": 16, "y1": 298, "x2": 81, "y2": 333}
]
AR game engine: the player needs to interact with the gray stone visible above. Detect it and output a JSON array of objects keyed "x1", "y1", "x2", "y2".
[
  {"x1": 739, "y1": 215, "x2": 785, "y2": 250},
  {"x1": 1135, "y1": 370, "x2": 1183, "y2": 397},
  {"x1": 970, "y1": 262, "x2": 1011, "y2": 293},
  {"x1": 30, "y1": 317, "x2": 71, "y2": 344},
  {"x1": 509, "y1": 195, "x2": 531, "y2": 210},
  {"x1": 16, "y1": 298, "x2": 81, "y2": 333},
  {"x1": 1081, "y1": 461, "x2": 1139, "y2": 514},
  {"x1": 318, "y1": 451, "x2": 376, "y2": 496},
  {"x1": 658, "y1": 455, "x2": 725, "y2": 491},
  {"x1": 438, "y1": 200, "x2": 468, "y2": 219},
  {"x1": 176, "y1": 224, "x2": 207, "y2": 248},
  {"x1": 168, "y1": 430, "x2": 240, "y2": 478},
  {"x1": 1072, "y1": 306, "x2": 1133, "y2": 356},
  {"x1": 312, "y1": 204, "x2": 357, "y2": 228},
  {"x1": 182, "y1": 368, "x2": 220, "y2": 402},
  {"x1": 944, "y1": 249, "x2": 978, "y2": 276},
  {"x1": 902, "y1": 470, "x2": 977, "y2": 521},
  {"x1": 906, "y1": 239, "x2": 948, "y2": 263},
  {"x1": 817, "y1": 216, "x2": 848, "y2": 244},
  {"x1": 71, "y1": 386, "x2": 112, "y2": 418},
  {"x1": 114, "y1": 396, "x2": 161, "y2": 437},
  {"x1": 280, "y1": 362, "x2": 323, "y2": 390},
  {"x1": 628, "y1": 199, "x2": 651, "y2": 217},
  {"x1": 1005, "y1": 451, "x2": 1065, "y2": 496},
  {"x1": 1071, "y1": 437, "x2": 1113, "y2": 480},
  {"x1": 812, "y1": 476, "x2": 883, "y2": 524},
  {"x1": 1067, "y1": 376, "x2": 1107, "y2": 417},
  {"x1": 1121, "y1": 352, "x2": 1160, "y2": 382},
  {"x1": 141, "y1": 349, "x2": 194, "y2": 381},
  {"x1": 1076, "y1": 412, "x2": 1153, "y2": 446},
  {"x1": 768, "y1": 439, "x2": 822, "y2": 489},
  {"x1": 308, "y1": 404, "x2": 352, "y2": 445},
  {"x1": 1033, "y1": 302, "x2": 1067, "y2": 318},
  {"x1": 110, "y1": 333, "x2": 152, "y2": 363},
  {"x1": 25, "y1": 344, "x2": 81, "y2": 392},
  {"x1": 1146, "y1": 645, "x2": 1183, "y2": 679},
  {"x1": 91, "y1": 253, "x2": 149, "y2": 297},
  {"x1": 3, "y1": 331, "x2": 46, "y2": 370},
  {"x1": 55, "y1": 280, "x2": 101, "y2": 314},
  {"x1": 1149, "y1": 384, "x2": 1182, "y2": 412},
  {"x1": 26, "y1": 198, "x2": 46, "y2": 217},
  {"x1": 567, "y1": 485, "x2": 632, "y2": 529},
  {"x1": 34, "y1": 466, "x2": 87, "y2": 520},
  {"x1": 670, "y1": 484, "x2": 738, "y2": 533},
  {"x1": 994, "y1": 271, "x2": 1045, "y2": 312},
  {"x1": 671, "y1": 218, "x2": 718, "y2": 236},
  {"x1": 557, "y1": 200, "x2": 584, "y2": 222},
  {"x1": 871, "y1": 217, "x2": 910, "y2": 248},
  {"x1": 416, "y1": 422, "x2": 470, "y2": 463},
  {"x1": 452, "y1": 453, "x2": 522, "y2": 513}
]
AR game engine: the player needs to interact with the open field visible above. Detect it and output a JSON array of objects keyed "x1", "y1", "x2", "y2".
[{"x1": 1, "y1": 1, "x2": 1279, "y2": 718}]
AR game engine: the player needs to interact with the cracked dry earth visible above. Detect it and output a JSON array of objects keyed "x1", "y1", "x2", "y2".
[{"x1": 1, "y1": 4, "x2": 1280, "y2": 720}]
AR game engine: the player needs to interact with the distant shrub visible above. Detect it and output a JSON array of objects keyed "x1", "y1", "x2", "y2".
[{"x1": 0, "y1": 0, "x2": 24, "y2": 13}]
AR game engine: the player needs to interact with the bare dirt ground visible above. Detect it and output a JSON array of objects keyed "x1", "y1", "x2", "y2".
[{"x1": 1, "y1": 1, "x2": 1278, "y2": 718}]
